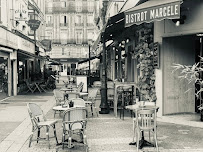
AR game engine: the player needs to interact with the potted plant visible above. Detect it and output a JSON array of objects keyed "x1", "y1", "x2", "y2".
[{"x1": 172, "y1": 56, "x2": 203, "y2": 121}]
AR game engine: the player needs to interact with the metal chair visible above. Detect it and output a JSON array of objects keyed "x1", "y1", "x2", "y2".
[
  {"x1": 53, "y1": 89, "x2": 66, "y2": 106},
  {"x1": 62, "y1": 107, "x2": 88, "y2": 151},
  {"x1": 71, "y1": 98, "x2": 86, "y2": 108},
  {"x1": 27, "y1": 103, "x2": 58, "y2": 148},
  {"x1": 84, "y1": 88, "x2": 99, "y2": 116},
  {"x1": 135, "y1": 108, "x2": 158, "y2": 152},
  {"x1": 25, "y1": 80, "x2": 36, "y2": 93}
]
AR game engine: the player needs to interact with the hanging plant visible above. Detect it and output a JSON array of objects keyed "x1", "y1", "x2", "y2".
[{"x1": 135, "y1": 23, "x2": 157, "y2": 102}]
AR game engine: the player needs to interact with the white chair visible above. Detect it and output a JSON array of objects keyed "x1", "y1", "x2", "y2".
[
  {"x1": 135, "y1": 108, "x2": 158, "y2": 152},
  {"x1": 71, "y1": 98, "x2": 86, "y2": 108},
  {"x1": 62, "y1": 107, "x2": 88, "y2": 151},
  {"x1": 27, "y1": 103, "x2": 58, "y2": 148},
  {"x1": 84, "y1": 88, "x2": 99, "y2": 116}
]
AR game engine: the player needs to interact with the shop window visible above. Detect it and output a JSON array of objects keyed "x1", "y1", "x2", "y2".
[{"x1": 0, "y1": 57, "x2": 8, "y2": 94}]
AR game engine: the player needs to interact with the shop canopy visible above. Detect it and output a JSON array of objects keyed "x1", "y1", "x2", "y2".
[
  {"x1": 125, "y1": 0, "x2": 182, "y2": 27},
  {"x1": 78, "y1": 54, "x2": 101, "y2": 64}
]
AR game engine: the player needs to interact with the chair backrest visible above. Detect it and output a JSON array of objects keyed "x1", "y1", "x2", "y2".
[
  {"x1": 53, "y1": 89, "x2": 65, "y2": 105},
  {"x1": 107, "y1": 88, "x2": 114, "y2": 98},
  {"x1": 63, "y1": 107, "x2": 87, "y2": 130},
  {"x1": 136, "y1": 108, "x2": 156, "y2": 130},
  {"x1": 107, "y1": 81, "x2": 114, "y2": 89},
  {"x1": 76, "y1": 82, "x2": 84, "y2": 92},
  {"x1": 87, "y1": 88, "x2": 98, "y2": 101},
  {"x1": 27, "y1": 103, "x2": 45, "y2": 127},
  {"x1": 93, "y1": 81, "x2": 101, "y2": 87},
  {"x1": 71, "y1": 98, "x2": 85, "y2": 107}
]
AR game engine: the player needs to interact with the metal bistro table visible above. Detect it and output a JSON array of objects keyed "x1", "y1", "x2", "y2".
[
  {"x1": 126, "y1": 104, "x2": 159, "y2": 149},
  {"x1": 114, "y1": 82, "x2": 137, "y2": 117},
  {"x1": 53, "y1": 105, "x2": 69, "y2": 118}
]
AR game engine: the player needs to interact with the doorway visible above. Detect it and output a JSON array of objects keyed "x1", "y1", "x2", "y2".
[{"x1": 163, "y1": 35, "x2": 195, "y2": 115}]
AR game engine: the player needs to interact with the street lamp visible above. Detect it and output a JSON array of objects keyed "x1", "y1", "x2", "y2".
[{"x1": 88, "y1": 40, "x2": 93, "y2": 87}]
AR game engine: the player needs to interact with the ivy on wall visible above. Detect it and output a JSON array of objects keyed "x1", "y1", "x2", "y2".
[{"x1": 134, "y1": 23, "x2": 157, "y2": 102}]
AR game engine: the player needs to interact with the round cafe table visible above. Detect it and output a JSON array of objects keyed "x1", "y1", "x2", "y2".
[{"x1": 53, "y1": 105, "x2": 69, "y2": 118}]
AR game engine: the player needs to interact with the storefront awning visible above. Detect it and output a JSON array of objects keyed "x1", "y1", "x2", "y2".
[
  {"x1": 78, "y1": 54, "x2": 101, "y2": 64},
  {"x1": 125, "y1": 0, "x2": 182, "y2": 27}
]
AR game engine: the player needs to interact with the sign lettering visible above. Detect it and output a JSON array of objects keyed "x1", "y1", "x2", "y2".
[{"x1": 125, "y1": 1, "x2": 180, "y2": 27}]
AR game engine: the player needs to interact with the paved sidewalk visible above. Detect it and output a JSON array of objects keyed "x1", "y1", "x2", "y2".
[
  {"x1": 0, "y1": 92, "x2": 55, "y2": 152},
  {"x1": 0, "y1": 76, "x2": 203, "y2": 152}
]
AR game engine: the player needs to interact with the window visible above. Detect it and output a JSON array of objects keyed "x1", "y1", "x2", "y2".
[
  {"x1": 62, "y1": 48, "x2": 65, "y2": 55},
  {"x1": 76, "y1": 1, "x2": 82, "y2": 12},
  {"x1": 75, "y1": 15, "x2": 83, "y2": 26},
  {"x1": 76, "y1": 31, "x2": 82, "y2": 44},
  {"x1": 87, "y1": 15, "x2": 93, "y2": 25},
  {"x1": 60, "y1": 15, "x2": 68, "y2": 26},
  {"x1": 47, "y1": 16, "x2": 52, "y2": 24},
  {"x1": 87, "y1": 1, "x2": 94, "y2": 12},
  {"x1": 61, "y1": 1, "x2": 66, "y2": 7}
]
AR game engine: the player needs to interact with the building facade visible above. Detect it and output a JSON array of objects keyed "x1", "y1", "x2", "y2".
[
  {"x1": 45, "y1": 0, "x2": 99, "y2": 76},
  {"x1": 0, "y1": 0, "x2": 47, "y2": 100}
]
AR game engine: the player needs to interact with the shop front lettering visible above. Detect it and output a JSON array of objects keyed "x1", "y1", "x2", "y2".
[
  {"x1": 150, "y1": 5, "x2": 179, "y2": 19},
  {"x1": 125, "y1": 2, "x2": 180, "y2": 26}
]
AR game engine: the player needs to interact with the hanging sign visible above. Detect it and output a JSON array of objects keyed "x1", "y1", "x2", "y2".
[
  {"x1": 125, "y1": 1, "x2": 181, "y2": 27},
  {"x1": 28, "y1": 19, "x2": 41, "y2": 31},
  {"x1": 14, "y1": 9, "x2": 28, "y2": 21}
]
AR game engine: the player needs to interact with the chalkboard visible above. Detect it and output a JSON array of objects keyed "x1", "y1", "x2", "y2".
[{"x1": 153, "y1": 42, "x2": 160, "y2": 68}]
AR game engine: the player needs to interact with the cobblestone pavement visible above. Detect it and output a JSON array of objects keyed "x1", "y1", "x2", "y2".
[{"x1": 18, "y1": 108, "x2": 203, "y2": 152}]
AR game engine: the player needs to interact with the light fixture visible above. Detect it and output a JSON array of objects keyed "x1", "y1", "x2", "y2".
[
  {"x1": 126, "y1": 39, "x2": 129, "y2": 43},
  {"x1": 175, "y1": 21, "x2": 180, "y2": 26},
  {"x1": 172, "y1": 15, "x2": 187, "y2": 26}
]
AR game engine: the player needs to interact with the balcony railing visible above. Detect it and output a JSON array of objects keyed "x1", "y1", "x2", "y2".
[
  {"x1": 60, "y1": 23, "x2": 68, "y2": 27},
  {"x1": 46, "y1": 23, "x2": 53, "y2": 27},
  {"x1": 75, "y1": 23, "x2": 83, "y2": 26},
  {"x1": 86, "y1": 23, "x2": 94, "y2": 26}
]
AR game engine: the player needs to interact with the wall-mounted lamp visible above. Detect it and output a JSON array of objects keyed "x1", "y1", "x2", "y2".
[{"x1": 172, "y1": 15, "x2": 186, "y2": 26}]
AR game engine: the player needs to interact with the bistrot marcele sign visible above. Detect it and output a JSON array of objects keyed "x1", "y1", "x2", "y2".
[{"x1": 125, "y1": 1, "x2": 180, "y2": 27}]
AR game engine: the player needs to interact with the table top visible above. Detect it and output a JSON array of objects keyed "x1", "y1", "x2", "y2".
[
  {"x1": 126, "y1": 104, "x2": 159, "y2": 111},
  {"x1": 53, "y1": 105, "x2": 69, "y2": 111}
]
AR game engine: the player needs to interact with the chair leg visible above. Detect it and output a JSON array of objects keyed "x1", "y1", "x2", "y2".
[
  {"x1": 132, "y1": 120, "x2": 136, "y2": 142},
  {"x1": 62, "y1": 133, "x2": 65, "y2": 149},
  {"x1": 154, "y1": 129, "x2": 159, "y2": 152},
  {"x1": 68, "y1": 136, "x2": 72, "y2": 148},
  {"x1": 29, "y1": 132, "x2": 34, "y2": 147},
  {"x1": 37, "y1": 128, "x2": 40, "y2": 143},
  {"x1": 91, "y1": 104, "x2": 93, "y2": 116},
  {"x1": 53, "y1": 124, "x2": 58, "y2": 144},
  {"x1": 46, "y1": 126, "x2": 50, "y2": 149}
]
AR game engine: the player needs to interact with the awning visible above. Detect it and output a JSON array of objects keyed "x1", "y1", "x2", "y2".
[
  {"x1": 125, "y1": 0, "x2": 183, "y2": 27},
  {"x1": 78, "y1": 54, "x2": 101, "y2": 64}
]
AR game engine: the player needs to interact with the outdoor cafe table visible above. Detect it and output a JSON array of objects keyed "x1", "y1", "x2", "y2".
[
  {"x1": 114, "y1": 82, "x2": 137, "y2": 117},
  {"x1": 126, "y1": 104, "x2": 159, "y2": 149}
]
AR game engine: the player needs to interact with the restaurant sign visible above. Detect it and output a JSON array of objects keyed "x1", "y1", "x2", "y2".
[{"x1": 125, "y1": 1, "x2": 180, "y2": 27}]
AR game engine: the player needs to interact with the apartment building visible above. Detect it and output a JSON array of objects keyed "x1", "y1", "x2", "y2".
[{"x1": 45, "y1": 0, "x2": 99, "y2": 76}]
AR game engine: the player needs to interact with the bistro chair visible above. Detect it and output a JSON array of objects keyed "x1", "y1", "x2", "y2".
[
  {"x1": 135, "y1": 108, "x2": 158, "y2": 152},
  {"x1": 132, "y1": 101, "x2": 156, "y2": 144},
  {"x1": 25, "y1": 80, "x2": 36, "y2": 93},
  {"x1": 27, "y1": 103, "x2": 58, "y2": 149},
  {"x1": 117, "y1": 86, "x2": 133, "y2": 120},
  {"x1": 53, "y1": 89, "x2": 66, "y2": 106},
  {"x1": 62, "y1": 107, "x2": 88, "y2": 151},
  {"x1": 66, "y1": 82, "x2": 84, "y2": 99},
  {"x1": 71, "y1": 98, "x2": 86, "y2": 108},
  {"x1": 84, "y1": 88, "x2": 99, "y2": 117}
]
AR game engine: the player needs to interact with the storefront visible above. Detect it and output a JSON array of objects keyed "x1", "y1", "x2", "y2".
[
  {"x1": 123, "y1": 0, "x2": 203, "y2": 116},
  {"x1": 0, "y1": 27, "x2": 18, "y2": 99}
]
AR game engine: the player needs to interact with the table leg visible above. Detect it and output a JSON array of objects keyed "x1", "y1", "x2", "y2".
[
  {"x1": 114, "y1": 86, "x2": 118, "y2": 117},
  {"x1": 129, "y1": 131, "x2": 154, "y2": 149}
]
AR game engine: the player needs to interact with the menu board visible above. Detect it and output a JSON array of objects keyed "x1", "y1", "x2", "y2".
[{"x1": 153, "y1": 42, "x2": 160, "y2": 68}]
